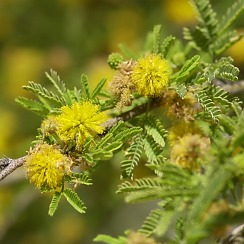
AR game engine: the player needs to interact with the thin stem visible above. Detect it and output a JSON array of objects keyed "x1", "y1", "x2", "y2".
[{"x1": 0, "y1": 156, "x2": 26, "y2": 181}]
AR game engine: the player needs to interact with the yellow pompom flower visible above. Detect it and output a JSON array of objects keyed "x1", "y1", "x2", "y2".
[
  {"x1": 170, "y1": 134, "x2": 210, "y2": 171},
  {"x1": 25, "y1": 144, "x2": 72, "y2": 191},
  {"x1": 56, "y1": 101, "x2": 108, "y2": 148},
  {"x1": 168, "y1": 121, "x2": 203, "y2": 146},
  {"x1": 132, "y1": 54, "x2": 172, "y2": 97}
]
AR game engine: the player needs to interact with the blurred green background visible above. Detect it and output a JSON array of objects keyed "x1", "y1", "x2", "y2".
[{"x1": 0, "y1": 0, "x2": 243, "y2": 243}]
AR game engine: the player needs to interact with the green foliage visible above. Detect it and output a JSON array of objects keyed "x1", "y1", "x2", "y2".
[
  {"x1": 10, "y1": 0, "x2": 244, "y2": 243},
  {"x1": 144, "y1": 117, "x2": 167, "y2": 148},
  {"x1": 152, "y1": 25, "x2": 162, "y2": 54},
  {"x1": 191, "y1": 0, "x2": 218, "y2": 38},
  {"x1": 173, "y1": 55, "x2": 200, "y2": 83},
  {"x1": 139, "y1": 207, "x2": 174, "y2": 237},
  {"x1": 218, "y1": 0, "x2": 244, "y2": 34},
  {"x1": 195, "y1": 86, "x2": 222, "y2": 122},
  {"x1": 48, "y1": 191, "x2": 62, "y2": 216},
  {"x1": 16, "y1": 70, "x2": 110, "y2": 117},
  {"x1": 63, "y1": 188, "x2": 86, "y2": 214},
  {"x1": 45, "y1": 69, "x2": 67, "y2": 96},
  {"x1": 94, "y1": 234, "x2": 127, "y2": 244},
  {"x1": 161, "y1": 35, "x2": 176, "y2": 58},
  {"x1": 15, "y1": 97, "x2": 50, "y2": 116},
  {"x1": 121, "y1": 136, "x2": 143, "y2": 179},
  {"x1": 184, "y1": 0, "x2": 244, "y2": 56},
  {"x1": 66, "y1": 172, "x2": 93, "y2": 186}
]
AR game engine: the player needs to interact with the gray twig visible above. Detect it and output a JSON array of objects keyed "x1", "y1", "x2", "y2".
[{"x1": 0, "y1": 156, "x2": 26, "y2": 181}]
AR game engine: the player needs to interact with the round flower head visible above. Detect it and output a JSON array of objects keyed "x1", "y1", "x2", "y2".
[
  {"x1": 168, "y1": 121, "x2": 203, "y2": 146},
  {"x1": 161, "y1": 90, "x2": 200, "y2": 121},
  {"x1": 25, "y1": 143, "x2": 71, "y2": 191},
  {"x1": 170, "y1": 134, "x2": 210, "y2": 171},
  {"x1": 132, "y1": 54, "x2": 172, "y2": 97},
  {"x1": 56, "y1": 101, "x2": 108, "y2": 149}
]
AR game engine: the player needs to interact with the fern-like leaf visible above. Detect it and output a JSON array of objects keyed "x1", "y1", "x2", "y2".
[
  {"x1": 94, "y1": 234, "x2": 127, "y2": 244},
  {"x1": 191, "y1": 0, "x2": 218, "y2": 38},
  {"x1": 123, "y1": 186, "x2": 197, "y2": 203},
  {"x1": 143, "y1": 135, "x2": 163, "y2": 163},
  {"x1": 114, "y1": 126, "x2": 143, "y2": 143},
  {"x1": 174, "y1": 55, "x2": 200, "y2": 83},
  {"x1": 67, "y1": 172, "x2": 93, "y2": 186},
  {"x1": 174, "y1": 83, "x2": 188, "y2": 98},
  {"x1": 187, "y1": 167, "x2": 232, "y2": 225},
  {"x1": 152, "y1": 25, "x2": 162, "y2": 54},
  {"x1": 48, "y1": 191, "x2": 62, "y2": 216},
  {"x1": 195, "y1": 88, "x2": 222, "y2": 122},
  {"x1": 97, "y1": 133, "x2": 114, "y2": 149},
  {"x1": 63, "y1": 188, "x2": 86, "y2": 214},
  {"x1": 161, "y1": 35, "x2": 176, "y2": 58},
  {"x1": 23, "y1": 81, "x2": 64, "y2": 105},
  {"x1": 183, "y1": 27, "x2": 210, "y2": 51},
  {"x1": 91, "y1": 78, "x2": 107, "y2": 99},
  {"x1": 15, "y1": 97, "x2": 50, "y2": 116},
  {"x1": 144, "y1": 117, "x2": 167, "y2": 148},
  {"x1": 45, "y1": 69, "x2": 67, "y2": 96},
  {"x1": 80, "y1": 74, "x2": 90, "y2": 99},
  {"x1": 218, "y1": 0, "x2": 244, "y2": 35},
  {"x1": 209, "y1": 85, "x2": 231, "y2": 107},
  {"x1": 117, "y1": 178, "x2": 163, "y2": 194},
  {"x1": 211, "y1": 31, "x2": 242, "y2": 56},
  {"x1": 216, "y1": 63, "x2": 239, "y2": 82},
  {"x1": 121, "y1": 136, "x2": 143, "y2": 179},
  {"x1": 139, "y1": 208, "x2": 174, "y2": 237}
]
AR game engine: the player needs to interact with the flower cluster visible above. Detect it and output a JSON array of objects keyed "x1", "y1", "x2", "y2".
[
  {"x1": 170, "y1": 133, "x2": 210, "y2": 171},
  {"x1": 109, "y1": 60, "x2": 136, "y2": 109},
  {"x1": 24, "y1": 143, "x2": 72, "y2": 191},
  {"x1": 55, "y1": 101, "x2": 108, "y2": 149},
  {"x1": 161, "y1": 90, "x2": 200, "y2": 121},
  {"x1": 168, "y1": 121, "x2": 203, "y2": 146},
  {"x1": 132, "y1": 54, "x2": 172, "y2": 97}
]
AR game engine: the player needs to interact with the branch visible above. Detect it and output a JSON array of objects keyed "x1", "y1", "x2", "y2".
[
  {"x1": 0, "y1": 78, "x2": 241, "y2": 182},
  {"x1": 0, "y1": 156, "x2": 26, "y2": 181},
  {"x1": 214, "y1": 79, "x2": 244, "y2": 95},
  {"x1": 103, "y1": 98, "x2": 160, "y2": 132},
  {"x1": 0, "y1": 99, "x2": 159, "y2": 181},
  {"x1": 218, "y1": 224, "x2": 244, "y2": 244}
]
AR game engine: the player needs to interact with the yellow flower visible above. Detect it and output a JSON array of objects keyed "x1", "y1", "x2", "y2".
[
  {"x1": 168, "y1": 121, "x2": 203, "y2": 146},
  {"x1": 161, "y1": 90, "x2": 200, "y2": 121},
  {"x1": 132, "y1": 54, "x2": 171, "y2": 97},
  {"x1": 25, "y1": 144, "x2": 71, "y2": 191},
  {"x1": 56, "y1": 101, "x2": 108, "y2": 148},
  {"x1": 170, "y1": 134, "x2": 210, "y2": 171}
]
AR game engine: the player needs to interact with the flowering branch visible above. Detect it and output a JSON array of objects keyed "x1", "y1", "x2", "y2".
[
  {"x1": 0, "y1": 76, "x2": 243, "y2": 183},
  {"x1": 0, "y1": 99, "x2": 159, "y2": 182}
]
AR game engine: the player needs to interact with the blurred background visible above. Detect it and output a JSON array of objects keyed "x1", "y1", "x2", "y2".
[{"x1": 0, "y1": 0, "x2": 243, "y2": 243}]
